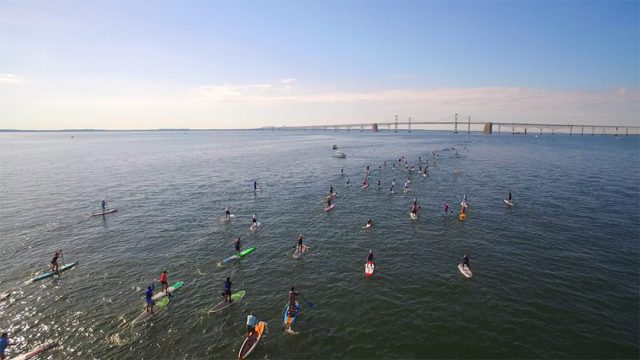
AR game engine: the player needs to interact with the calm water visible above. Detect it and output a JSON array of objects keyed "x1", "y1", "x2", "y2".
[{"x1": 0, "y1": 130, "x2": 638, "y2": 359}]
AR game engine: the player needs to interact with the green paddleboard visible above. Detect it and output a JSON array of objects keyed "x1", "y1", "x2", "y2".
[{"x1": 209, "y1": 290, "x2": 246, "y2": 313}]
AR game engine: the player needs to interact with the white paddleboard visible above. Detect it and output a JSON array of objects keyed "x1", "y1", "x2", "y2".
[
  {"x1": 293, "y1": 245, "x2": 309, "y2": 259},
  {"x1": 249, "y1": 222, "x2": 261, "y2": 231},
  {"x1": 324, "y1": 204, "x2": 335, "y2": 212},
  {"x1": 504, "y1": 199, "x2": 513, "y2": 206},
  {"x1": 410, "y1": 212, "x2": 417, "y2": 220},
  {"x1": 460, "y1": 202, "x2": 469, "y2": 208},
  {"x1": 90, "y1": 208, "x2": 118, "y2": 217},
  {"x1": 458, "y1": 263, "x2": 473, "y2": 278}
]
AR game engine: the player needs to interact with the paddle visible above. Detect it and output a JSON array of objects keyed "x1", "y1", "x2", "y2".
[
  {"x1": 60, "y1": 250, "x2": 65, "y2": 266},
  {"x1": 299, "y1": 293, "x2": 315, "y2": 308}
]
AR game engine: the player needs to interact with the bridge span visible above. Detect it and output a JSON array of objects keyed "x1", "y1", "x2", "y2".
[{"x1": 264, "y1": 114, "x2": 639, "y2": 136}]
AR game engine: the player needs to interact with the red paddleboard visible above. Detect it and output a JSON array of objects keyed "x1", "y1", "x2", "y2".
[
  {"x1": 324, "y1": 204, "x2": 336, "y2": 212},
  {"x1": 365, "y1": 262, "x2": 375, "y2": 277}
]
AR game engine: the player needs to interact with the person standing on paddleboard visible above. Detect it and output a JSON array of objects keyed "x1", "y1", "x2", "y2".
[
  {"x1": 327, "y1": 196, "x2": 332, "y2": 208},
  {"x1": 235, "y1": 237, "x2": 243, "y2": 253},
  {"x1": 444, "y1": 203, "x2": 449, "y2": 214},
  {"x1": 462, "y1": 254, "x2": 470, "y2": 269},
  {"x1": 224, "y1": 277, "x2": 232, "y2": 303},
  {"x1": 160, "y1": 271, "x2": 168, "y2": 294},
  {"x1": 508, "y1": 192, "x2": 512, "y2": 201},
  {"x1": 346, "y1": 177, "x2": 350, "y2": 186},
  {"x1": 366, "y1": 219, "x2": 374, "y2": 227},
  {"x1": 145, "y1": 284, "x2": 155, "y2": 314},
  {"x1": 225, "y1": 207, "x2": 231, "y2": 220},
  {"x1": 367, "y1": 250, "x2": 374, "y2": 264},
  {"x1": 288, "y1": 287, "x2": 301, "y2": 307},
  {"x1": 246, "y1": 313, "x2": 257, "y2": 335},
  {"x1": 252, "y1": 214, "x2": 257, "y2": 225},
  {"x1": 296, "y1": 234, "x2": 304, "y2": 252},
  {"x1": 101, "y1": 200, "x2": 107, "y2": 213},
  {"x1": 329, "y1": 185, "x2": 334, "y2": 194},
  {"x1": 51, "y1": 250, "x2": 62, "y2": 272}
]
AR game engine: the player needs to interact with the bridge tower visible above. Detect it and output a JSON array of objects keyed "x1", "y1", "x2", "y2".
[
  {"x1": 394, "y1": 115, "x2": 398, "y2": 132},
  {"x1": 467, "y1": 116, "x2": 471, "y2": 134},
  {"x1": 408, "y1": 117, "x2": 412, "y2": 133},
  {"x1": 454, "y1": 113, "x2": 458, "y2": 133}
]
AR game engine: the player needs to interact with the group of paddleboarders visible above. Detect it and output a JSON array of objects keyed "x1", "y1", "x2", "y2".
[{"x1": 143, "y1": 270, "x2": 171, "y2": 314}]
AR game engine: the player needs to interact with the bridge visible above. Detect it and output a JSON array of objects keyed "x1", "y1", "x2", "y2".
[{"x1": 264, "y1": 114, "x2": 639, "y2": 136}]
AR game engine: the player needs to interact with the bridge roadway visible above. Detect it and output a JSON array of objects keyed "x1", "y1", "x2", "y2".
[{"x1": 265, "y1": 121, "x2": 639, "y2": 136}]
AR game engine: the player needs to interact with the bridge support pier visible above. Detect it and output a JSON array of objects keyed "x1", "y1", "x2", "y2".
[{"x1": 569, "y1": 125, "x2": 573, "y2": 135}]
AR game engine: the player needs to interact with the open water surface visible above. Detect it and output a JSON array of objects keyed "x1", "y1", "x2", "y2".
[{"x1": 0, "y1": 130, "x2": 638, "y2": 359}]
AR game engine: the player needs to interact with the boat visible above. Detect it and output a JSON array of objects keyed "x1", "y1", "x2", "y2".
[
  {"x1": 238, "y1": 321, "x2": 267, "y2": 359},
  {"x1": 132, "y1": 297, "x2": 169, "y2": 324},
  {"x1": 332, "y1": 150, "x2": 346, "y2": 158},
  {"x1": 151, "y1": 281, "x2": 184, "y2": 300},
  {"x1": 332, "y1": 144, "x2": 338, "y2": 150},
  {"x1": 31, "y1": 261, "x2": 79, "y2": 282},
  {"x1": 209, "y1": 290, "x2": 246, "y2": 313}
]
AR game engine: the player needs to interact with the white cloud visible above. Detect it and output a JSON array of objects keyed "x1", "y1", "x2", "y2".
[{"x1": 0, "y1": 74, "x2": 21, "y2": 84}]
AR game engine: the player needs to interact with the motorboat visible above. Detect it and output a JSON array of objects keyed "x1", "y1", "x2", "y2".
[{"x1": 332, "y1": 150, "x2": 346, "y2": 158}]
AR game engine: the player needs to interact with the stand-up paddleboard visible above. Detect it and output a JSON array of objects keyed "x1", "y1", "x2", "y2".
[
  {"x1": 459, "y1": 212, "x2": 466, "y2": 221},
  {"x1": 362, "y1": 223, "x2": 373, "y2": 229},
  {"x1": 324, "y1": 204, "x2": 335, "y2": 212},
  {"x1": 458, "y1": 263, "x2": 473, "y2": 278},
  {"x1": 132, "y1": 297, "x2": 169, "y2": 324},
  {"x1": 238, "y1": 321, "x2": 267, "y2": 359},
  {"x1": 410, "y1": 212, "x2": 417, "y2": 220},
  {"x1": 209, "y1": 290, "x2": 246, "y2": 313},
  {"x1": 504, "y1": 199, "x2": 513, "y2": 207},
  {"x1": 365, "y1": 262, "x2": 375, "y2": 277},
  {"x1": 362, "y1": 184, "x2": 369, "y2": 190},
  {"x1": 13, "y1": 341, "x2": 59, "y2": 360},
  {"x1": 151, "y1": 281, "x2": 184, "y2": 300},
  {"x1": 292, "y1": 245, "x2": 309, "y2": 259},
  {"x1": 90, "y1": 209, "x2": 117, "y2": 217},
  {"x1": 0, "y1": 293, "x2": 9, "y2": 300},
  {"x1": 249, "y1": 222, "x2": 261, "y2": 231},
  {"x1": 31, "y1": 261, "x2": 79, "y2": 282},
  {"x1": 460, "y1": 202, "x2": 469, "y2": 208},
  {"x1": 283, "y1": 301, "x2": 300, "y2": 334},
  {"x1": 403, "y1": 188, "x2": 411, "y2": 193},
  {"x1": 221, "y1": 247, "x2": 256, "y2": 264}
]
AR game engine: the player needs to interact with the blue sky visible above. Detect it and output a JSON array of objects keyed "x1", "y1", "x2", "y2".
[{"x1": 0, "y1": 0, "x2": 638, "y2": 129}]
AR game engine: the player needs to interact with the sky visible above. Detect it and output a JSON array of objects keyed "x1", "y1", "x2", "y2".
[{"x1": 0, "y1": 0, "x2": 638, "y2": 130}]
